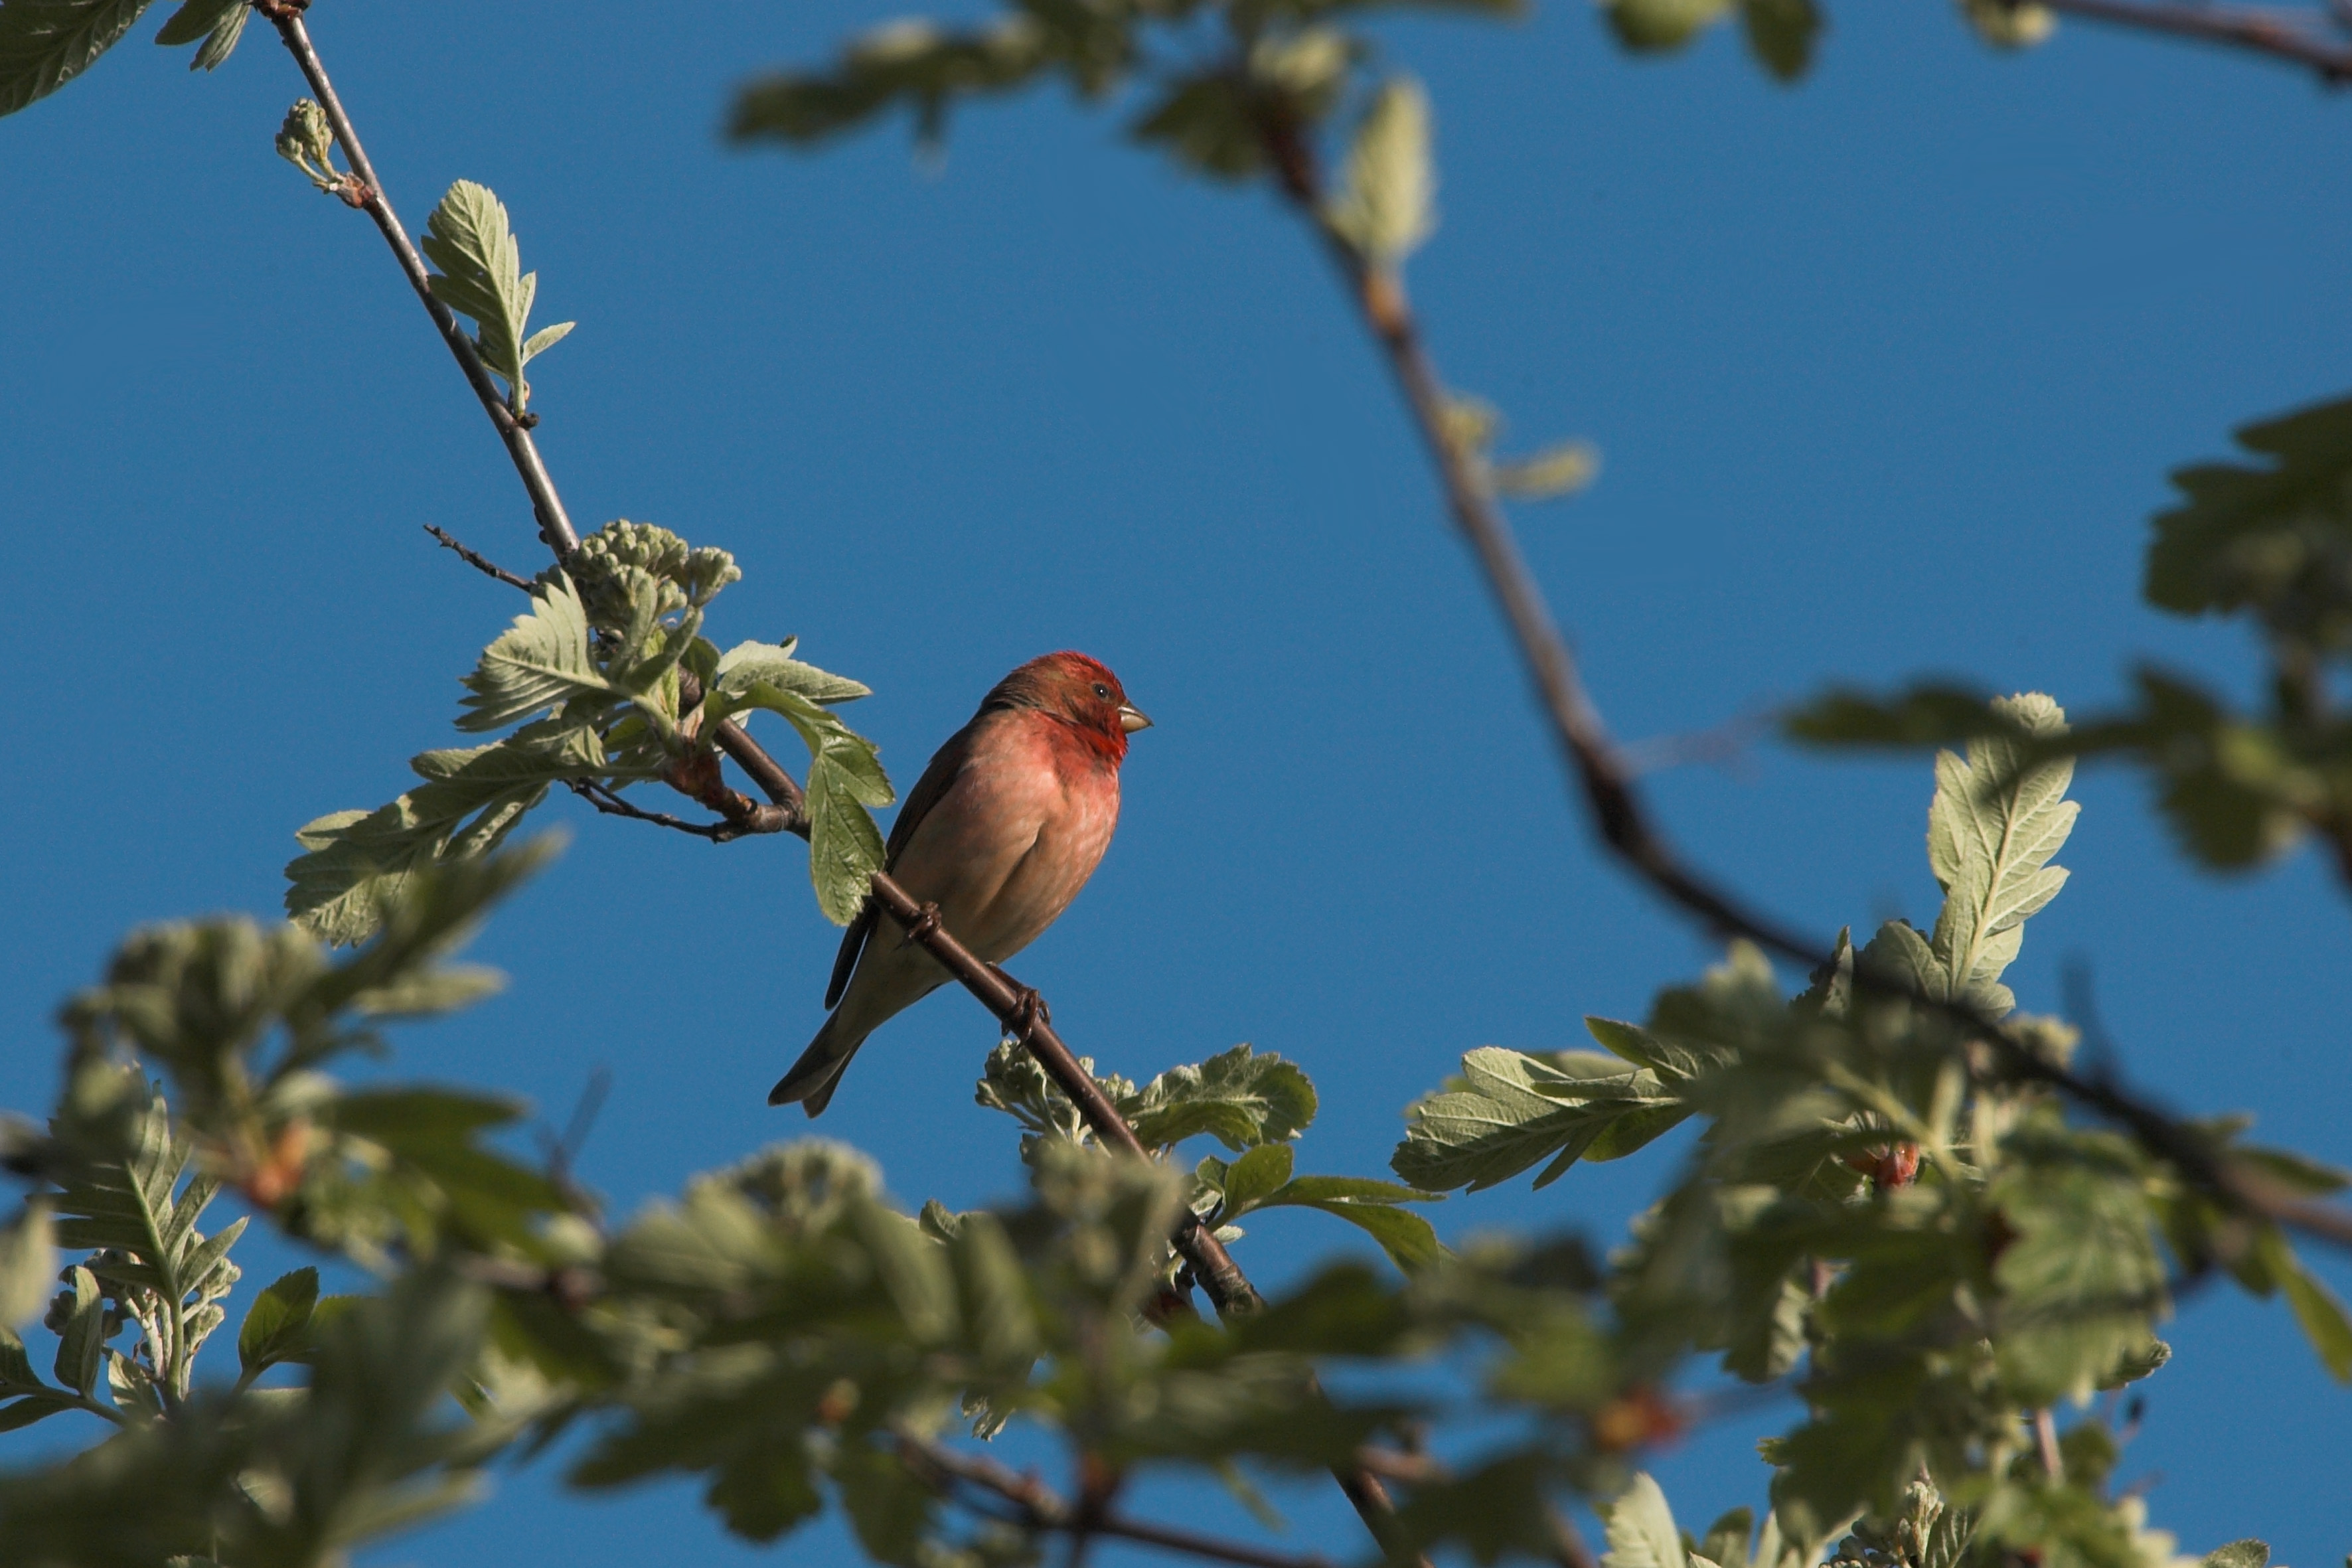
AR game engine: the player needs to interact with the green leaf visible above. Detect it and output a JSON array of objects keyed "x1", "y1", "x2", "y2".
[
  {"x1": 153, "y1": 0, "x2": 239, "y2": 68},
  {"x1": 420, "y1": 179, "x2": 570, "y2": 411},
  {"x1": 1394, "y1": 1046, "x2": 1686, "y2": 1192},
  {"x1": 1991, "y1": 1139, "x2": 2167, "y2": 1405},
  {"x1": 286, "y1": 732, "x2": 592, "y2": 945},
  {"x1": 2149, "y1": 391, "x2": 2352, "y2": 649},
  {"x1": 1603, "y1": 0, "x2": 1736, "y2": 52},
  {"x1": 1601, "y1": 1472, "x2": 1689, "y2": 1568},
  {"x1": 1325, "y1": 76, "x2": 1435, "y2": 268},
  {"x1": 0, "y1": 0, "x2": 155, "y2": 118},
  {"x1": 238, "y1": 1267, "x2": 321, "y2": 1377},
  {"x1": 729, "y1": 15, "x2": 1058, "y2": 150},
  {"x1": 1699, "y1": 1508, "x2": 1755, "y2": 1568},
  {"x1": 458, "y1": 576, "x2": 615, "y2": 733},
  {"x1": 1285, "y1": 1198, "x2": 1445, "y2": 1274},
  {"x1": 1739, "y1": 0, "x2": 1820, "y2": 79},
  {"x1": 1122, "y1": 1044, "x2": 1318, "y2": 1152},
  {"x1": 0, "y1": 1200, "x2": 55, "y2": 1329},
  {"x1": 712, "y1": 641, "x2": 872, "y2": 708},
  {"x1": 768, "y1": 686, "x2": 894, "y2": 924},
  {"x1": 50, "y1": 1263, "x2": 105, "y2": 1398},
  {"x1": 1219, "y1": 1144, "x2": 1295, "y2": 1216},
  {"x1": 2262, "y1": 1229, "x2": 2352, "y2": 1381},
  {"x1": 1922, "y1": 692, "x2": 2077, "y2": 1013}
]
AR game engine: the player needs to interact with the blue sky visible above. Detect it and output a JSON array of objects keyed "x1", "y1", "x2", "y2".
[{"x1": 4, "y1": 1, "x2": 2351, "y2": 1564}]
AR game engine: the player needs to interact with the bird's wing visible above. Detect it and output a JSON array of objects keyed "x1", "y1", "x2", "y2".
[{"x1": 824, "y1": 714, "x2": 980, "y2": 1008}]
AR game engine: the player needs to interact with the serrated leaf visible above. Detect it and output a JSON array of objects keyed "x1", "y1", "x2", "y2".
[
  {"x1": 238, "y1": 1266, "x2": 320, "y2": 1375},
  {"x1": 286, "y1": 730, "x2": 593, "y2": 945},
  {"x1": 1325, "y1": 76, "x2": 1434, "y2": 268},
  {"x1": 1122, "y1": 1044, "x2": 1317, "y2": 1152},
  {"x1": 458, "y1": 576, "x2": 615, "y2": 732},
  {"x1": 767, "y1": 686, "x2": 893, "y2": 924},
  {"x1": 421, "y1": 179, "x2": 568, "y2": 410},
  {"x1": 713, "y1": 641, "x2": 872, "y2": 707},
  {"x1": 520, "y1": 320, "x2": 574, "y2": 360},
  {"x1": 1923, "y1": 693, "x2": 2076, "y2": 1013},
  {"x1": 0, "y1": 0, "x2": 155, "y2": 118},
  {"x1": 1394, "y1": 1046, "x2": 1686, "y2": 1192}
]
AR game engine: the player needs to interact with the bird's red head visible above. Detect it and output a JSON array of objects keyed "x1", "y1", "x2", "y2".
[{"x1": 983, "y1": 651, "x2": 1152, "y2": 765}]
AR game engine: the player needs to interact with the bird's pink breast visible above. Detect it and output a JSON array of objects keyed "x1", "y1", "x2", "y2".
[{"x1": 888, "y1": 709, "x2": 1121, "y2": 963}]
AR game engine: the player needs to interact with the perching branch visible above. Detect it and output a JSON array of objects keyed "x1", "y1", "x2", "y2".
[
  {"x1": 900, "y1": 1435, "x2": 1345, "y2": 1568},
  {"x1": 280, "y1": 15, "x2": 1411, "y2": 1556},
  {"x1": 2034, "y1": 0, "x2": 2352, "y2": 83},
  {"x1": 1253, "y1": 116, "x2": 2352, "y2": 1257}
]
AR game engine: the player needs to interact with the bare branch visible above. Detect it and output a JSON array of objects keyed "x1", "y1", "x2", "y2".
[
  {"x1": 424, "y1": 524, "x2": 536, "y2": 592},
  {"x1": 566, "y1": 780, "x2": 745, "y2": 842}
]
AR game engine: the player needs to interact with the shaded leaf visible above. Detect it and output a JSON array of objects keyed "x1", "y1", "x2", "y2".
[
  {"x1": 0, "y1": 0, "x2": 155, "y2": 118},
  {"x1": 238, "y1": 1267, "x2": 320, "y2": 1377}
]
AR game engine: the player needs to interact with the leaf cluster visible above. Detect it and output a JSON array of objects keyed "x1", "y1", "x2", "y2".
[
  {"x1": 286, "y1": 516, "x2": 890, "y2": 942},
  {"x1": 1401, "y1": 695, "x2": 2349, "y2": 1567}
]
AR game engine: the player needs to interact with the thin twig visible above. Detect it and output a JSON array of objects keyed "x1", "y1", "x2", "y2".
[
  {"x1": 903, "y1": 1437, "x2": 1344, "y2": 1568},
  {"x1": 2035, "y1": 0, "x2": 2352, "y2": 81},
  {"x1": 1252, "y1": 117, "x2": 2352, "y2": 1257},
  {"x1": 566, "y1": 779, "x2": 742, "y2": 841},
  {"x1": 424, "y1": 524, "x2": 535, "y2": 591},
  {"x1": 258, "y1": 3, "x2": 580, "y2": 555}
]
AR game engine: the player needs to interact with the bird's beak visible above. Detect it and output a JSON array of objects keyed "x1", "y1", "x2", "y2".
[{"x1": 1118, "y1": 703, "x2": 1153, "y2": 734}]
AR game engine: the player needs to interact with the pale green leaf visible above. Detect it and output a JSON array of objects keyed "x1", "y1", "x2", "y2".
[
  {"x1": 457, "y1": 575, "x2": 615, "y2": 732},
  {"x1": 1924, "y1": 692, "x2": 2077, "y2": 1012},
  {"x1": 420, "y1": 179, "x2": 567, "y2": 410},
  {"x1": 1600, "y1": 1472, "x2": 1688, "y2": 1568},
  {"x1": 0, "y1": 1201, "x2": 54, "y2": 1329},
  {"x1": 1325, "y1": 77, "x2": 1434, "y2": 268}
]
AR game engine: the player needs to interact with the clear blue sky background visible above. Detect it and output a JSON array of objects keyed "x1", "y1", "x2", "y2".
[{"x1": 3, "y1": 2, "x2": 2349, "y2": 1563}]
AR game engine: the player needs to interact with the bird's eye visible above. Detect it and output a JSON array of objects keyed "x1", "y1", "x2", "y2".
[{"x1": 1092, "y1": 682, "x2": 1111, "y2": 700}]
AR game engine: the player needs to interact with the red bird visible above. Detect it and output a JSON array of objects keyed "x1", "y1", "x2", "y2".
[{"x1": 769, "y1": 652, "x2": 1152, "y2": 1115}]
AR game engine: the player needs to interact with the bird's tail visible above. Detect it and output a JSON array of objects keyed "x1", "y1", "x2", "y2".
[{"x1": 768, "y1": 1011, "x2": 867, "y2": 1117}]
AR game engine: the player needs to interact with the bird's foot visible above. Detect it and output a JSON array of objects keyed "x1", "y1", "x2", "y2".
[
  {"x1": 900, "y1": 902, "x2": 943, "y2": 945},
  {"x1": 990, "y1": 965, "x2": 1051, "y2": 1040}
]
